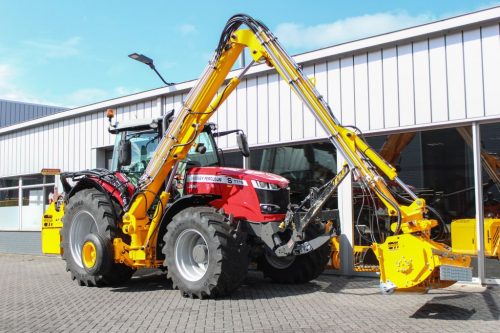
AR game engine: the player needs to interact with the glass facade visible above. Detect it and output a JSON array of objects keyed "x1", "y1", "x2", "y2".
[
  {"x1": 480, "y1": 122, "x2": 500, "y2": 280},
  {"x1": 248, "y1": 125, "x2": 500, "y2": 281},
  {"x1": 0, "y1": 174, "x2": 56, "y2": 231},
  {"x1": 250, "y1": 141, "x2": 337, "y2": 207},
  {"x1": 220, "y1": 151, "x2": 244, "y2": 168},
  {"x1": 357, "y1": 126, "x2": 479, "y2": 275},
  {"x1": 0, "y1": 188, "x2": 19, "y2": 230}
]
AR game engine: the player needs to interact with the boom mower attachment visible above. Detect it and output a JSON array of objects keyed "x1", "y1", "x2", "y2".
[{"x1": 44, "y1": 14, "x2": 471, "y2": 297}]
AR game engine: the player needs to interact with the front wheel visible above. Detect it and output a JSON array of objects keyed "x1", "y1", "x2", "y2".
[{"x1": 163, "y1": 207, "x2": 248, "y2": 298}]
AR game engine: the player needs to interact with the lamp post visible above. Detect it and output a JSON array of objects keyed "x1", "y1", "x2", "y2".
[{"x1": 128, "y1": 53, "x2": 174, "y2": 86}]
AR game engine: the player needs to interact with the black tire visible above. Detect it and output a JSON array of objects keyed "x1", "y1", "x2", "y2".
[
  {"x1": 258, "y1": 222, "x2": 331, "y2": 283},
  {"x1": 61, "y1": 188, "x2": 134, "y2": 286},
  {"x1": 163, "y1": 207, "x2": 248, "y2": 298}
]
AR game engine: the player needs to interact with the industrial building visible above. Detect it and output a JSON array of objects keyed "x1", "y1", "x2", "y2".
[{"x1": 0, "y1": 7, "x2": 499, "y2": 284}]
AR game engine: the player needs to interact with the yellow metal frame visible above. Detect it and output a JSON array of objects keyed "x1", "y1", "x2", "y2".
[{"x1": 41, "y1": 201, "x2": 64, "y2": 255}]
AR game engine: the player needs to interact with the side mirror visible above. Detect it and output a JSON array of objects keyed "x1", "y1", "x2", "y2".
[
  {"x1": 118, "y1": 139, "x2": 132, "y2": 167},
  {"x1": 237, "y1": 132, "x2": 250, "y2": 157}
]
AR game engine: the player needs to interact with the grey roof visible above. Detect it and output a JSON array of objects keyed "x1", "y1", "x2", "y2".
[{"x1": 0, "y1": 99, "x2": 68, "y2": 128}]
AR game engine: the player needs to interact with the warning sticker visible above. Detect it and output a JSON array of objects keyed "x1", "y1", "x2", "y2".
[{"x1": 186, "y1": 174, "x2": 248, "y2": 186}]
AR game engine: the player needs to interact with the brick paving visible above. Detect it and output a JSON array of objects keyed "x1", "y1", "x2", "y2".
[{"x1": 0, "y1": 253, "x2": 498, "y2": 333}]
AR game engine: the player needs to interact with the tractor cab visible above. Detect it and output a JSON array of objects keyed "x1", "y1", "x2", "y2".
[{"x1": 107, "y1": 112, "x2": 249, "y2": 185}]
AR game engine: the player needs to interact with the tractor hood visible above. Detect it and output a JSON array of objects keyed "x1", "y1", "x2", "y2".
[
  {"x1": 186, "y1": 167, "x2": 289, "y2": 189},
  {"x1": 185, "y1": 167, "x2": 290, "y2": 222}
]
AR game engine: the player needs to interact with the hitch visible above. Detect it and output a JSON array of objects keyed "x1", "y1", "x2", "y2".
[{"x1": 274, "y1": 227, "x2": 335, "y2": 257}]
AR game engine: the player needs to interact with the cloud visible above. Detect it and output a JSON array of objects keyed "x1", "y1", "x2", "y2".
[
  {"x1": 64, "y1": 88, "x2": 108, "y2": 105},
  {"x1": 114, "y1": 86, "x2": 140, "y2": 96},
  {"x1": 0, "y1": 63, "x2": 49, "y2": 104},
  {"x1": 22, "y1": 36, "x2": 82, "y2": 59},
  {"x1": 58, "y1": 86, "x2": 142, "y2": 108},
  {"x1": 275, "y1": 11, "x2": 435, "y2": 50},
  {"x1": 176, "y1": 24, "x2": 197, "y2": 35}
]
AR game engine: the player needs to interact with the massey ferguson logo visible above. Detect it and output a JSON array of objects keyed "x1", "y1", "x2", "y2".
[{"x1": 186, "y1": 174, "x2": 248, "y2": 186}]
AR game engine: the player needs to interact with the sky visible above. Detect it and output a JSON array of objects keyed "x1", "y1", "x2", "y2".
[{"x1": 0, "y1": 0, "x2": 498, "y2": 108}]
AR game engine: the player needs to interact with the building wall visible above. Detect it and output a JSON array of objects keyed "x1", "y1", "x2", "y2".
[
  {"x1": 0, "y1": 8, "x2": 499, "y2": 261},
  {"x1": 0, "y1": 11, "x2": 499, "y2": 178},
  {"x1": 0, "y1": 231, "x2": 41, "y2": 255}
]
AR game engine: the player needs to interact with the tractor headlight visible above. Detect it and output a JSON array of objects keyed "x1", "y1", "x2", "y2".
[{"x1": 251, "y1": 180, "x2": 281, "y2": 190}]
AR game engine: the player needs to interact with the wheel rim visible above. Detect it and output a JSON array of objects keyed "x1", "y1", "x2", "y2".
[
  {"x1": 265, "y1": 252, "x2": 295, "y2": 269},
  {"x1": 82, "y1": 241, "x2": 97, "y2": 269},
  {"x1": 174, "y1": 229, "x2": 209, "y2": 282},
  {"x1": 70, "y1": 211, "x2": 98, "y2": 269}
]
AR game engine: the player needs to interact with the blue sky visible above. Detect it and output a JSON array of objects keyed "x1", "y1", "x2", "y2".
[{"x1": 0, "y1": 0, "x2": 498, "y2": 108}]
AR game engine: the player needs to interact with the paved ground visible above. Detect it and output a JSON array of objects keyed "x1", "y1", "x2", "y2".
[{"x1": 0, "y1": 254, "x2": 498, "y2": 333}]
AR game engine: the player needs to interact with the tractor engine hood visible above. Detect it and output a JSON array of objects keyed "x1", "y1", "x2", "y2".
[
  {"x1": 185, "y1": 167, "x2": 290, "y2": 222},
  {"x1": 187, "y1": 167, "x2": 288, "y2": 188}
]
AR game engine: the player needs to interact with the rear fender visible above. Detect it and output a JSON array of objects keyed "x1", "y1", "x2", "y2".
[{"x1": 63, "y1": 176, "x2": 126, "y2": 226}]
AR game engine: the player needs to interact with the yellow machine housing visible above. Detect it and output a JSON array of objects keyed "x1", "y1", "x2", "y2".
[
  {"x1": 451, "y1": 218, "x2": 500, "y2": 259},
  {"x1": 41, "y1": 200, "x2": 64, "y2": 254}
]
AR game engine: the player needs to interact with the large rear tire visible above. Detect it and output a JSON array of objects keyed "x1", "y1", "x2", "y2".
[
  {"x1": 61, "y1": 188, "x2": 134, "y2": 286},
  {"x1": 258, "y1": 222, "x2": 330, "y2": 283},
  {"x1": 163, "y1": 207, "x2": 248, "y2": 298}
]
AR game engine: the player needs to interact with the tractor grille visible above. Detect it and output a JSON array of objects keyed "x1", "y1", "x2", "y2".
[{"x1": 255, "y1": 188, "x2": 289, "y2": 214}]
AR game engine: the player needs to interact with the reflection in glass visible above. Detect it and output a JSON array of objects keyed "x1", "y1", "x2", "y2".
[
  {"x1": 21, "y1": 188, "x2": 44, "y2": 230},
  {"x1": 0, "y1": 189, "x2": 19, "y2": 229},
  {"x1": 355, "y1": 126, "x2": 478, "y2": 274},
  {"x1": 480, "y1": 122, "x2": 500, "y2": 279},
  {"x1": 251, "y1": 141, "x2": 337, "y2": 206}
]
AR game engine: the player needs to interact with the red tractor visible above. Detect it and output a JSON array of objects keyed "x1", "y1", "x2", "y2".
[{"x1": 47, "y1": 110, "x2": 332, "y2": 297}]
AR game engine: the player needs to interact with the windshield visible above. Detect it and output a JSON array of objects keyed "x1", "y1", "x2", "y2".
[
  {"x1": 111, "y1": 130, "x2": 220, "y2": 175},
  {"x1": 186, "y1": 132, "x2": 219, "y2": 167}
]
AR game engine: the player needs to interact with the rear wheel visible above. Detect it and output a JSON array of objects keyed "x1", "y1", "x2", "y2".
[
  {"x1": 163, "y1": 207, "x2": 248, "y2": 298},
  {"x1": 258, "y1": 222, "x2": 330, "y2": 283},
  {"x1": 61, "y1": 188, "x2": 134, "y2": 286}
]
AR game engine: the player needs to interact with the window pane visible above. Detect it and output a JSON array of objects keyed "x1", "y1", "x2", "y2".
[
  {"x1": 22, "y1": 174, "x2": 44, "y2": 186},
  {"x1": 44, "y1": 175, "x2": 55, "y2": 184},
  {"x1": 0, "y1": 177, "x2": 18, "y2": 188},
  {"x1": 222, "y1": 151, "x2": 243, "y2": 168},
  {"x1": 187, "y1": 132, "x2": 219, "y2": 167},
  {"x1": 480, "y1": 122, "x2": 500, "y2": 279},
  {"x1": 21, "y1": 188, "x2": 44, "y2": 230},
  {"x1": 0, "y1": 189, "x2": 19, "y2": 230},
  {"x1": 250, "y1": 141, "x2": 337, "y2": 206},
  {"x1": 361, "y1": 127, "x2": 478, "y2": 276},
  {"x1": 44, "y1": 186, "x2": 60, "y2": 205}
]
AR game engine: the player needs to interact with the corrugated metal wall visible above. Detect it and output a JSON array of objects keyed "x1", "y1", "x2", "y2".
[
  {"x1": 0, "y1": 99, "x2": 160, "y2": 175},
  {"x1": 0, "y1": 99, "x2": 67, "y2": 128},
  {"x1": 212, "y1": 23, "x2": 500, "y2": 148},
  {"x1": 0, "y1": 231, "x2": 41, "y2": 254},
  {"x1": 0, "y1": 20, "x2": 499, "y2": 177}
]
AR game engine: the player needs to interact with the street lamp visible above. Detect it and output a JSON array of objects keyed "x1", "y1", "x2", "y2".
[{"x1": 128, "y1": 52, "x2": 174, "y2": 86}]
